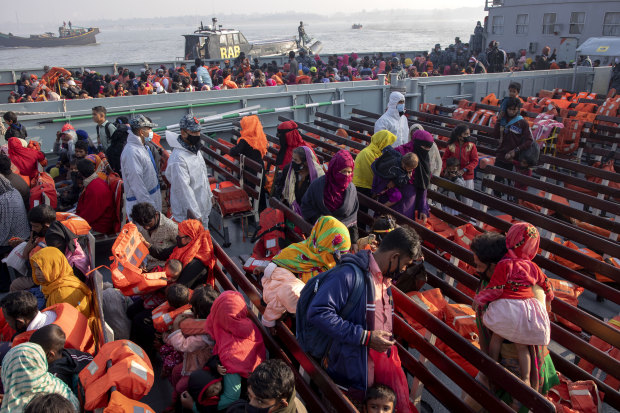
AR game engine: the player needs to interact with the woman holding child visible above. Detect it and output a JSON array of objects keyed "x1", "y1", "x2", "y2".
[{"x1": 441, "y1": 124, "x2": 479, "y2": 206}]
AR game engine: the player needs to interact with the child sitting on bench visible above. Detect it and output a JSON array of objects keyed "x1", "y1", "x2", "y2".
[
  {"x1": 438, "y1": 157, "x2": 466, "y2": 216},
  {"x1": 474, "y1": 222, "x2": 553, "y2": 391}
]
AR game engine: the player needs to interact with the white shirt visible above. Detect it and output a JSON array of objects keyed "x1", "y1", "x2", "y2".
[
  {"x1": 165, "y1": 143, "x2": 213, "y2": 228},
  {"x1": 121, "y1": 130, "x2": 162, "y2": 217}
]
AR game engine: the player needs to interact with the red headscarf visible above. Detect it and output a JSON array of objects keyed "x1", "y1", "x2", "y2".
[
  {"x1": 506, "y1": 222, "x2": 540, "y2": 260},
  {"x1": 169, "y1": 220, "x2": 215, "y2": 269},
  {"x1": 276, "y1": 120, "x2": 307, "y2": 169},
  {"x1": 205, "y1": 291, "x2": 266, "y2": 377},
  {"x1": 324, "y1": 150, "x2": 354, "y2": 211},
  {"x1": 492, "y1": 222, "x2": 545, "y2": 288},
  {"x1": 7, "y1": 137, "x2": 46, "y2": 179}
]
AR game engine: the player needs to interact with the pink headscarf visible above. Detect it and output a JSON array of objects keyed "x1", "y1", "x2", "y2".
[
  {"x1": 324, "y1": 150, "x2": 354, "y2": 212},
  {"x1": 443, "y1": 65, "x2": 451, "y2": 76},
  {"x1": 378, "y1": 61, "x2": 386, "y2": 74},
  {"x1": 506, "y1": 222, "x2": 540, "y2": 260}
]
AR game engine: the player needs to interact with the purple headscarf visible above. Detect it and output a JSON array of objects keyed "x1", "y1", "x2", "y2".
[{"x1": 324, "y1": 150, "x2": 355, "y2": 212}]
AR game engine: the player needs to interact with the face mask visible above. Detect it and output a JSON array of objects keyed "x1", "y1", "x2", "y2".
[
  {"x1": 187, "y1": 134, "x2": 201, "y2": 146},
  {"x1": 291, "y1": 162, "x2": 303, "y2": 172},
  {"x1": 246, "y1": 405, "x2": 275, "y2": 413},
  {"x1": 176, "y1": 236, "x2": 187, "y2": 248},
  {"x1": 145, "y1": 131, "x2": 153, "y2": 142},
  {"x1": 396, "y1": 103, "x2": 405, "y2": 112}
]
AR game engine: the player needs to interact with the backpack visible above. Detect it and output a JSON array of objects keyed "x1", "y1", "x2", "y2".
[
  {"x1": 296, "y1": 263, "x2": 365, "y2": 360},
  {"x1": 105, "y1": 125, "x2": 129, "y2": 174},
  {"x1": 518, "y1": 141, "x2": 540, "y2": 167},
  {"x1": 30, "y1": 172, "x2": 58, "y2": 209}
]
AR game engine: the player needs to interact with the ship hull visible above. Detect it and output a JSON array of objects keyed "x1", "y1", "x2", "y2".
[{"x1": 0, "y1": 28, "x2": 99, "y2": 48}]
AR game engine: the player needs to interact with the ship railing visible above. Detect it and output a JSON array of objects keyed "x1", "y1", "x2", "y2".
[{"x1": 308, "y1": 109, "x2": 620, "y2": 409}]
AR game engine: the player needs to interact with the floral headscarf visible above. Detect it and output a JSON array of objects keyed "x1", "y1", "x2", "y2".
[{"x1": 272, "y1": 216, "x2": 351, "y2": 283}]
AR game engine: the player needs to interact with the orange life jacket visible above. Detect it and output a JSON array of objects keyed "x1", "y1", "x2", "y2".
[
  {"x1": 30, "y1": 172, "x2": 57, "y2": 210},
  {"x1": 481, "y1": 214, "x2": 514, "y2": 233},
  {"x1": 481, "y1": 93, "x2": 499, "y2": 106},
  {"x1": 574, "y1": 102, "x2": 598, "y2": 113},
  {"x1": 452, "y1": 108, "x2": 473, "y2": 121},
  {"x1": 519, "y1": 191, "x2": 570, "y2": 215},
  {"x1": 12, "y1": 303, "x2": 95, "y2": 354},
  {"x1": 547, "y1": 372, "x2": 604, "y2": 411},
  {"x1": 152, "y1": 302, "x2": 192, "y2": 332},
  {"x1": 243, "y1": 208, "x2": 286, "y2": 274},
  {"x1": 110, "y1": 223, "x2": 168, "y2": 295},
  {"x1": 538, "y1": 89, "x2": 554, "y2": 99},
  {"x1": 419, "y1": 103, "x2": 437, "y2": 114},
  {"x1": 79, "y1": 340, "x2": 154, "y2": 411},
  {"x1": 470, "y1": 109, "x2": 495, "y2": 126},
  {"x1": 444, "y1": 303, "x2": 478, "y2": 342},
  {"x1": 402, "y1": 288, "x2": 447, "y2": 331},
  {"x1": 103, "y1": 390, "x2": 156, "y2": 413},
  {"x1": 55, "y1": 211, "x2": 92, "y2": 235},
  {"x1": 457, "y1": 100, "x2": 476, "y2": 111},
  {"x1": 556, "y1": 118, "x2": 584, "y2": 156},
  {"x1": 577, "y1": 316, "x2": 620, "y2": 391},
  {"x1": 453, "y1": 224, "x2": 482, "y2": 251},
  {"x1": 548, "y1": 278, "x2": 585, "y2": 332},
  {"x1": 571, "y1": 91, "x2": 598, "y2": 103}
]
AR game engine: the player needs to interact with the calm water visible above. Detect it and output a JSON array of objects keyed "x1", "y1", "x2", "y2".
[{"x1": 0, "y1": 20, "x2": 476, "y2": 70}]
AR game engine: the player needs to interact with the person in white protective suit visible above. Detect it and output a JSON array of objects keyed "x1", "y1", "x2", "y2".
[
  {"x1": 165, "y1": 114, "x2": 213, "y2": 228},
  {"x1": 374, "y1": 91, "x2": 409, "y2": 147},
  {"x1": 121, "y1": 114, "x2": 163, "y2": 217}
]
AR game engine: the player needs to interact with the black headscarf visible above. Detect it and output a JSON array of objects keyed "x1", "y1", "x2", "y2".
[{"x1": 413, "y1": 139, "x2": 431, "y2": 190}]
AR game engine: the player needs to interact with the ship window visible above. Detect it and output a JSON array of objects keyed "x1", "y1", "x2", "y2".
[
  {"x1": 603, "y1": 12, "x2": 620, "y2": 36},
  {"x1": 569, "y1": 12, "x2": 585, "y2": 34},
  {"x1": 232, "y1": 33, "x2": 240, "y2": 44},
  {"x1": 542, "y1": 13, "x2": 557, "y2": 35},
  {"x1": 516, "y1": 14, "x2": 529, "y2": 35},
  {"x1": 226, "y1": 34, "x2": 234, "y2": 46},
  {"x1": 492, "y1": 15, "x2": 504, "y2": 35},
  {"x1": 220, "y1": 35, "x2": 227, "y2": 45},
  {"x1": 239, "y1": 33, "x2": 248, "y2": 44}
]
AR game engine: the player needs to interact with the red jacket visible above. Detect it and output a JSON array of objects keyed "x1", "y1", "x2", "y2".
[
  {"x1": 441, "y1": 141, "x2": 479, "y2": 180},
  {"x1": 76, "y1": 177, "x2": 115, "y2": 234}
]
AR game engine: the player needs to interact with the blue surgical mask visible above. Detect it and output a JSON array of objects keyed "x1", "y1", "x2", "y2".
[
  {"x1": 146, "y1": 131, "x2": 154, "y2": 142},
  {"x1": 396, "y1": 103, "x2": 405, "y2": 112}
]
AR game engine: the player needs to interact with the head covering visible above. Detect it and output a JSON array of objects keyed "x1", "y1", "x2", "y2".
[
  {"x1": 266, "y1": 78, "x2": 276, "y2": 86},
  {"x1": 388, "y1": 91, "x2": 404, "y2": 110},
  {"x1": 169, "y1": 220, "x2": 215, "y2": 269},
  {"x1": 180, "y1": 115, "x2": 201, "y2": 132},
  {"x1": 187, "y1": 369, "x2": 222, "y2": 407},
  {"x1": 272, "y1": 216, "x2": 351, "y2": 282},
  {"x1": 353, "y1": 130, "x2": 396, "y2": 189},
  {"x1": 7, "y1": 137, "x2": 44, "y2": 179},
  {"x1": 276, "y1": 121, "x2": 307, "y2": 168},
  {"x1": 76, "y1": 129, "x2": 89, "y2": 141},
  {"x1": 1, "y1": 343, "x2": 79, "y2": 413},
  {"x1": 283, "y1": 146, "x2": 323, "y2": 208},
  {"x1": 506, "y1": 222, "x2": 540, "y2": 260},
  {"x1": 378, "y1": 61, "x2": 386, "y2": 74},
  {"x1": 0, "y1": 175, "x2": 13, "y2": 197},
  {"x1": 30, "y1": 247, "x2": 92, "y2": 317},
  {"x1": 324, "y1": 150, "x2": 355, "y2": 212},
  {"x1": 130, "y1": 114, "x2": 157, "y2": 129},
  {"x1": 205, "y1": 291, "x2": 266, "y2": 377},
  {"x1": 238, "y1": 115, "x2": 268, "y2": 158},
  {"x1": 412, "y1": 130, "x2": 433, "y2": 189},
  {"x1": 405, "y1": 58, "x2": 413, "y2": 67}
]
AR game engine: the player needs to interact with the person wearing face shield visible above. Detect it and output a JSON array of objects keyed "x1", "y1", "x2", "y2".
[
  {"x1": 305, "y1": 226, "x2": 421, "y2": 411},
  {"x1": 373, "y1": 91, "x2": 409, "y2": 147},
  {"x1": 121, "y1": 114, "x2": 162, "y2": 217},
  {"x1": 165, "y1": 115, "x2": 213, "y2": 228}
]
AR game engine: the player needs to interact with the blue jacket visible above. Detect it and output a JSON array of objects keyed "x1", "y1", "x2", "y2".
[{"x1": 306, "y1": 251, "x2": 390, "y2": 392}]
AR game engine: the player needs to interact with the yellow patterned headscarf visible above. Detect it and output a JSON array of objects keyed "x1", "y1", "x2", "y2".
[{"x1": 272, "y1": 216, "x2": 351, "y2": 283}]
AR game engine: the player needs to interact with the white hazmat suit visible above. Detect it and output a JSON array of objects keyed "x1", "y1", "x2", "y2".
[{"x1": 374, "y1": 91, "x2": 410, "y2": 147}]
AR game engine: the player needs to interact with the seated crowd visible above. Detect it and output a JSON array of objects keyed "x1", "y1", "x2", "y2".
[
  {"x1": 7, "y1": 37, "x2": 609, "y2": 104},
  {"x1": 0, "y1": 93, "x2": 557, "y2": 413}
]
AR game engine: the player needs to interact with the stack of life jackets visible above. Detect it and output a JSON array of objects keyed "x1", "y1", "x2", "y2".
[
  {"x1": 110, "y1": 223, "x2": 168, "y2": 296},
  {"x1": 396, "y1": 288, "x2": 480, "y2": 377},
  {"x1": 243, "y1": 208, "x2": 286, "y2": 274},
  {"x1": 79, "y1": 340, "x2": 154, "y2": 410},
  {"x1": 556, "y1": 118, "x2": 585, "y2": 156},
  {"x1": 546, "y1": 372, "x2": 603, "y2": 412},
  {"x1": 212, "y1": 181, "x2": 252, "y2": 216},
  {"x1": 151, "y1": 290, "x2": 193, "y2": 332},
  {"x1": 577, "y1": 315, "x2": 620, "y2": 391}
]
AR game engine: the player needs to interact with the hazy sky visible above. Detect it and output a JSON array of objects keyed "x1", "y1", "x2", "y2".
[{"x1": 4, "y1": 0, "x2": 484, "y2": 24}]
